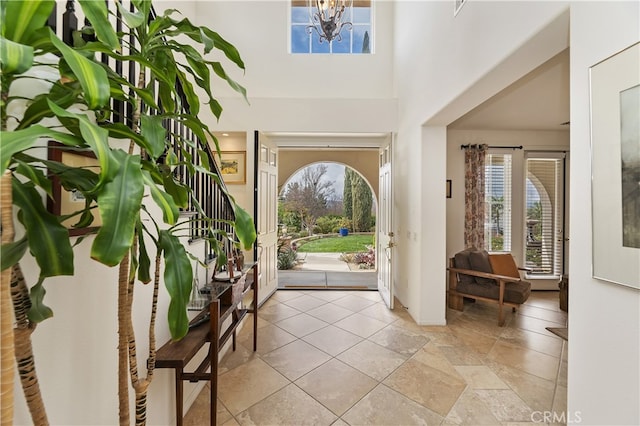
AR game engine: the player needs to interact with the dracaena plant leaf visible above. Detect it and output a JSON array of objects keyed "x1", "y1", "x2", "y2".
[
  {"x1": 28, "y1": 277, "x2": 54, "y2": 323},
  {"x1": 142, "y1": 171, "x2": 179, "y2": 225},
  {"x1": 2, "y1": 0, "x2": 55, "y2": 44},
  {"x1": 233, "y1": 205, "x2": 257, "y2": 251},
  {"x1": 12, "y1": 179, "x2": 74, "y2": 277},
  {"x1": 0, "y1": 37, "x2": 34, "y2": 75},
  {"x1": 1, "y1": 125, "x2": 84, "y2": 173},
  {"x1": 49, "y1": 29, "x2": 110, "y2": 109},
  {"x1": 158, "y1": 230, "x2": 192, "y2": 340},
  {"x1": 78, "y1": 0, "x2": 120, "y2": 50},
  {"x1": 91, "y1": 151, "x2": 144, "y2": 266}
]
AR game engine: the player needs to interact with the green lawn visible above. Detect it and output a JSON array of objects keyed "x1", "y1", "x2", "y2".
[{"x1": 297, "y1": 234, "x2": 374, "y2": 253}]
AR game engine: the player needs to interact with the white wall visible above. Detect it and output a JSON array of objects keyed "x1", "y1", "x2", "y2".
[
  {"x1": 569, "y1": 2, "x2": 640, "y2": 424},
  {"x1": 393, "y1": 0, "x2": 570, "y2": 324}
]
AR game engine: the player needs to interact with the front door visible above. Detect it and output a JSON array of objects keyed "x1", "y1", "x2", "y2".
[
  {"x1": 256, "y1": 132, "x2": 279, "y2": 304},
  {"x1": 377, "y1": 135, "x2": 394, "y2": 308}
]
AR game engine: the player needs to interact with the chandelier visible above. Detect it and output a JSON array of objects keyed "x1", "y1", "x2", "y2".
[{"x1": 307, "y1": 0, "x2": 353, "y2": 43}]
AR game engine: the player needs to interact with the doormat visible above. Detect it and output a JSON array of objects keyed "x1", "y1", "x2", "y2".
[{"x1": 545, "y1": 327, "x2": 568, "y2": 341}]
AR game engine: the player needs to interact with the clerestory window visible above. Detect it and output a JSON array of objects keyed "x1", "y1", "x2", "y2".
[{"x1": 291, "y1": 0, "x2": 372, "y2": 54}]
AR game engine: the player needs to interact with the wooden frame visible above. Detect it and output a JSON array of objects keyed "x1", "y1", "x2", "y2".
[
  {"x1": 47, "y1": 142, "x2": 101, "y2": 236},
  {"x1": 216, "y1": 151, "x2": 246, "y2": 184},
  {"x1": 590, "y1": 42, "x2": 640, "y2": 289}
]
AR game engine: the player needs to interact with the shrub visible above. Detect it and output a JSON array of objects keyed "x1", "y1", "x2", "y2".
[
  {"x1": 278, "y1": 247, "x2": 298, "y2": 270},
  {"x1": 315, "y1": 215, "x2": 343, "y2": 234}
]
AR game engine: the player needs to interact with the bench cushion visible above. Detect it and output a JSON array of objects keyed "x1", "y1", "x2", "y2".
[
  {"x1": 456, "y1": 279, "x2": 531, "y2": 304},
  {"x1": 469, "y1": 249, "x2": 495, "y2": 285},
  {"x1": 489, "y1": 253, "x2": 520, "y2": 278},
  {"x1": 454, "y1": 248, "x2": 477, "y2": 285}
]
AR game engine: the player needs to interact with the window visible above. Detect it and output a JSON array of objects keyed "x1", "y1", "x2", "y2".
[
  {"x1": 485, "y1": 154, "x2": 512, "y2": 252},
  {"x1": 291, "y1": 1, "x2": 372, "y2": 54},
  {"x1": 525, "y1": 154, "x2": 565, "y2": 276}
]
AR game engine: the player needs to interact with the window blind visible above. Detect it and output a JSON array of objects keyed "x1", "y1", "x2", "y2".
[
  {"x1": 525, "y1": 154, "x2": 565, "y2": 276},
  {"x1": 484, "y1": 154, "x2": 512, "y2": 253}
]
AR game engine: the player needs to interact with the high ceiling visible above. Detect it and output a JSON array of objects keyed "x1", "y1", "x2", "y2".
[{"x1": 449, "y1": 49, "x2": 570, "y2": 131}]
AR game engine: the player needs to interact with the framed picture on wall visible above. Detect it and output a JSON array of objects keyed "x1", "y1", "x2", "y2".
[
  {"x1": 590, "y1": 41, "x2": 640, "y2": 289},
  {"x1": 216, "y1": 151, "x2": 246, "y2": 184},
  {"x1": 47, "y1": 142, "x2": 102, "y2": 236}
]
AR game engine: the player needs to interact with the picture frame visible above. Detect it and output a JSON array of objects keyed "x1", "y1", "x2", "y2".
[
  {"x1": 446, "y1": 179, "x2": 452, "y2": 198},
  {"x1": 590, "y1": 42, "x2": 640, "y2": 289},
  {"x1": 47, "y1": 142, "x2": 102, "y2": 236},
  {"x1": 216, "y1": 151, "x2": 246, "y2": 184}
]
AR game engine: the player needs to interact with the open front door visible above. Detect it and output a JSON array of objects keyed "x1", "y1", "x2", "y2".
[
  {"x1": 256, "y1": 132, "x2": 278, "y2": 304},
  {"x1": 377, "y1": 135, "x2": 394, "y2": 308}
]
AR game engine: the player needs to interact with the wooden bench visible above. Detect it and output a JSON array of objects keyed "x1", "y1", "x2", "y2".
[
  {"x1": 156, "y1": 262, "x2": 258, "y2": 425},
  {"x1": 447, "y1": 250, "x2": 531, "y2": 326}
]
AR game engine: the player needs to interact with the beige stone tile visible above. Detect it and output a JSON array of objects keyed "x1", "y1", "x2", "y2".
[
  {"x1": 509, "y1": 313, "x2": 566, "y2": 336},
  {"x1": 217, "y1": 358, "x2": 289, "y2": 415},
  {"x1": 443, "y1": 388, "x2": 502, "y2": 425},
  {"x1": 283, "y1": 293, "x2": 328, "y2": 311},
  {"x1": 295, "y1": 358, "x2": 378, "y2": 416},
  {"x1": 218, "y1": 342, "x2": 260, "y2": 375},
  {"x1": 334, "y1": 312, "x2": 389, "y2": 338},
  {"x1": 257, "y1": 302, "x2": 301, "y2": 323},
  {"x1": 239, "y1": 323, "x2": 297, "y2": 355},
  {"x1": 274, "y1": 312, "x2": 329, "y2": 338},
  {"x1": 411, "y1": 341, "x2": 462, "y2": 379},
  {"x1": 342, "y1": 384, "x2": 443, "y2": 426},
  {"x1": 487, "y1": 341, "x2": 560, "y2": 381},
  {"x1": 421, "y1": 329, "x2": 462, "y2": 347},
  {"x1": 310, "y1": 290, "x2": 353, "y2": 302},
  {"x1": 261, "y1": 339, "x2": 332, "y2": 381},
  {"x1": 447, "y1": 311, "x2": 505, "y2": 338},
  {"x1": 221, "y1": 418, "x2": 240, "y2": 426},
  {"x1": 331, "y1": 419, "x2": 350, "y2": 426},
  {"x1": 558, "y1": 360, "x2": 567, "y2": 387},
  {"x1": 368, "y1": 324, "x2": 430, "y2": 356},
  {"x1": 306, "y1": 302, "x2": 354, "y2": 324},
  {"x1": 473, "y1": 389, "x2": 533, "y2": 422},
  {"x1": 499, "y1": 326, "x2": 564, "y2": 358},
  {"x1": 235, "y1": 383, "x2": 337, "y2": 425},
  {"x1": 337, "y1": 340, "x2": 407, "y2": 381},
  {"x1": 486, "y1": 360, "x2": 556, "y2": 413},
  {"x1": 454, "y1": 365, "x2": 509, "y2": 389},
  {"x1": 439, "y1": 344, "x2": 486, "y2": 366},
  {"x1": 383, "y1": 359, "x2": 466, "y2": 417},
  {"x1": 524, "y1": 291, "x2": 563, "y2": 312},
  {"x1": 359, "y1": 302, "x2": 404, "y2": 324},
  {"x1": 391, "y1": 315, "x2": 431, "y2": 335},
  {"x1": 302, "y1": 324, "x2": 363, "y2": 356},
  {"x1": 449, "y1": 324, "x2": 498, "y2": 354},
  {"x1": 271, "y1": 290, "x2": 306, "y2": 302},
  {"x1": 184, "y1": 386, "x2": 234, "y2": 426},
  {"x1": 332, "y1": 294, "x2": 377, "y2": 312},
  {"x1": 353, "y1": 290, "x2": 384, "y2": 302},
  {"x1": 518, "y1": 303, "x2": 567, "y2": 325},
  {"x1": 551, "y1": 385, "x2": 567, "y2": 420}
]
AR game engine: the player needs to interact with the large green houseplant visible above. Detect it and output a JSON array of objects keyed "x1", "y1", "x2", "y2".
[{"x1": 0, "y1": 0, "x2": 255, "y2": 424}]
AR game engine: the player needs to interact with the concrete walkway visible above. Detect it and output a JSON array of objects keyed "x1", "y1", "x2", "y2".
[{"x1": 278, "y1": 252, "x2": 377, "y2": 290}]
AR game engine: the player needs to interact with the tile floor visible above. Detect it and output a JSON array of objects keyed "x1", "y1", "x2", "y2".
[{"x1": 184, "y1": 290, "x2": 568, "y2": 425}]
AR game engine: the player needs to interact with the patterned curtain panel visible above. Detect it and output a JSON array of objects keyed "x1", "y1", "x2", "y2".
[{"x1": 464, "y1": 144, "x2": 487, "y2": 249}]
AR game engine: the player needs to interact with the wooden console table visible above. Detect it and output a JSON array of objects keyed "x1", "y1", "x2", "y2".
[{"x1": 156, "y1": 261, "x2": 258, "y2": 425}]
